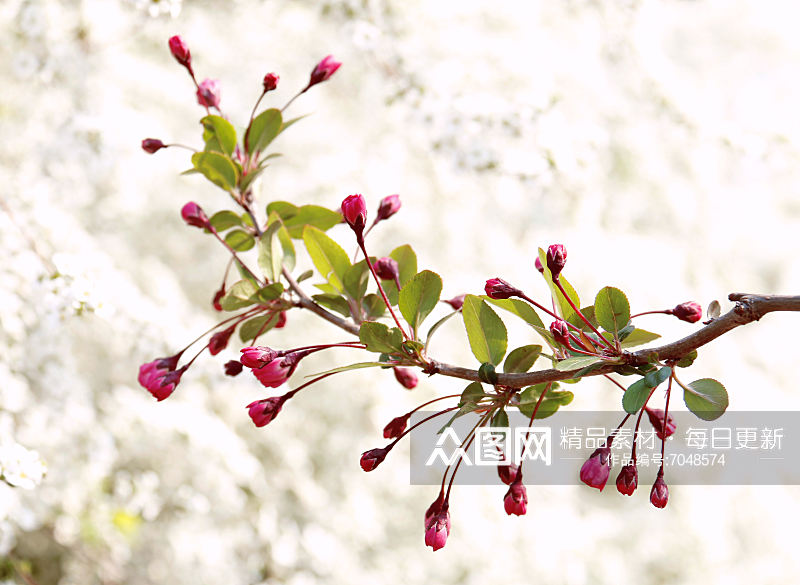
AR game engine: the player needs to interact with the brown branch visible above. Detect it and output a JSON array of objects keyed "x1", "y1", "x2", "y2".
[
  {"x1": 426, "y1": 293, "x2": 800, "y2": 388},
  {"x1": 282, "y1": 267, "x2": 360, "y2": 336}
]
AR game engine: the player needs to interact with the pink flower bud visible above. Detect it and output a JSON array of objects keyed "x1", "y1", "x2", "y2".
[
  {"x1": 212, "y1": 284, "x2": 225, "y2": 311},
  {"x1": 375, "y1": 194, "x2": 401, "y2": 222},
  {"x1": 262, "y1": 73, "x2": 279, "y2": 92},
  {"x1": 671, "y1": 301, "x2": 703, "y2": 323},
  {"x1": 645, "y1": 408, "x2": 676, "y2": 440},
  {"x1": 275, "y1": 311, "x2": 287, "y2": 329},
  {"x1": 141, "y1": 138, "x2": 166, "y2": 154},
  {"x1": 341, "y1": 194, "x2": 367, "y2": 234},
  {"x1": 224, "y1": 360, "x2": 243, "y2": 376},
  {"x1": 424, "y1": 502, "x2": 450, "y2": 552},
  {"x1": 307, "y1": 55, "x2": 342, "y2": 88},
  {"x1": 444, "y1": 294, "x2": 466, "y2": 311},
  {"x1": 484, "y1": 278, "x2": 520, "y2": 300},
  {"x1": 138, "y1": 356, "x2": 184, "y2": 401},
  {"x1": 616, "y1": 464, "x2": 638, "y2": 496},
  {"x1": 497, "y1": 463, "x2": 519, "y2": 485},
  {"x1": 546, "y1": 244, "x2": 567, "y2": 279},
  {"x1": 181, "y1": 202, "x2": 209, "y2": 229},
  {"x1": 383, "y1": 414, "x2": 410, "y2": 439},
  {"x1": 168, "y1": 35, "x2": 191, "y2": 69},
  {"x1": 246, "y1": 396, "x2": 285, "y2": 427},
  {"x1": 360, "y1": 447, "x2": 389, "y2": 472},
  {"x1": 534, "y1": 257, "x2": 544, "y2": 273},
  {"x1": 208, "y1": 325, "x2": 235, "y2": 356},
  {"x1": 239, "y1": 346, "x2": 281, "y2": 369},
  {"x1": 650, "y1": 472, "x2": 669, "y2": 508},
  {"x1": 196, "y1": 78, "x2": 221, "y2": 109},
  {"x1": 503, "y1": 478, "x2": 528, "y2": 516},
  {"x1": 579, "y1": 446, "x2": 611, "y2": 490},
  {"x1": 374, "y1": 257, "x2": 400, "y2": 281},
  {"x1": 251, "y1": 357, "x2": 294, "y2": 388},
  {"x1": 393, "y1": 367, "x2": 418, "y2": 389},
  {"x1": 549, "y1": 319, "x2": 570, "y2": 346}
]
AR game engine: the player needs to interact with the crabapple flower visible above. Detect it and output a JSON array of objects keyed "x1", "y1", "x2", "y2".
[
  {"x1": 393, "y1": 367, "x2": 418, "y2": 389},
  {"x1": 546, "y1": 244, "x2": 567, "y2": 279},
  {"x1": 444, "y1": 294, "x2": 466, "y2": 311},
  {"x1": 246, "y1": 396, "x2": 285, "y2": 427},
  {"x1": 503, "y1": 478, "x2": 528, "y2": 516},
  {"x1": 0, "y1": 443, "x2": 47, "y2": 490},
  {"x1": 360, "y1": 447, "x2": 390, "y2": 471},
  {"x1": 212, "y1": 284, "x2": 225, "y2": 311},
  {"x1": 208, "y1": 325, "x2": 235, "y2": 355},
  {"x1": 549, "y1": 319, "x2": 570, "y2": 346},
  {"x1": 534, "y1": 257, "x2": 544, "y2": 273},
  {"x1": 307, "y1": 55, "x2": 341, "y2": 88},
  {"x1": 251, "y1": 357, "x2": 294, "y2": 388},
  {"x1": 651, "y1": 472, "x2": 669, "y2": 508},
  {"x1": 616, "y1": 464, "x2": 638, "y2": 496},
  {"x1": 181, "y1": 202, "x2": 209, "y2": 229},
  {"x1": 262, "y1": 73, "x2": 279, "y2": 92},
  {"x1": 138, "y1": 357, "x2": 184, "y2": 401},
  {"x1": 671, "y1": 301, "x2": 703, "y2": 323},
  {"x1": 376, "y1": 194, "x2": 401, "y2": 222},
  {"x1": 224, "y1": 360, "x2": 243, "y2": 376},
  {"x1": 275, "y1": 311, "x2": 287, "y2": 328},
  {"x1": 383, "y1": 414, "x2": 410, "y2": 439},
  {"x1": 374, "y1": 257, "x2": 400, "y2": 281},
  {"x1": 239, "y1": 346, "x2": 281, "y2": 369},
  {"x1": 646, "y1": 408, "x2": 676, "y2": 440},
  {"x1": 484, "y1": 278, "x2": 520, "y2": 300},
  {"x1": 341, "y1": 194, "x2": 367, "y2": 234},
  {"x1": 168, "y1": 35, "x2": 191, "y2": 70},
  {"x1": 424, "y1": 502, "x2": 451, "y2": 551},
  {"x1": 196, "y1": 78, "x2": 221, "y2": 109},
  {"x1": 579, "y1": 446, "x2": 611, "y2": 490},
  {"x1": 141, "y1": 138, "x2": 166, "y2": 154}
]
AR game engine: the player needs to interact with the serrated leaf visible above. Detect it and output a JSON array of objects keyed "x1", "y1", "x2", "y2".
[
  {"x1": 622, "y1": 378, "x2": 653, "y2": 414},
  {"x1": 266, "y1": 201, "x2": 299, "y2": 220},
  {"x1": 503, "y1": 345, "x2": 542, "y2": 373},
  {"x1": 303, "y1": 225, "x2": 351, "y2": 292},
  {"x1": 219, "y1": 280, "x2": 258, "y2": 311},
  {"x1": 209, "y1": 210, "x2": 243, "y2": 232},
  {"x1": 359, "y1": 321, "x2": 404, "y2": 354},
  {"x1": 620, "y1": 328, "x2": 661, "y2": 348},
  {"x1": 311, "y1": 294, "x2": 351, "y2": 317},
  {"x1": 280, "y1": 205, "x2": 342, "y2": 239},
  {"x1": 225, "y1": 229, "x2": 255, "y2": 251},
  {"x1": 191, "y1": 151, "x2": 238, "y2": 191},
  {"x1": 484, "y1": 297, "x2": 545, "y2": 328},
  {"x1": 201, "y1": 115, "x2": 237, "y2": 156},
  {"x1": 566, "y1": 305, "x2": 598, "y2": 332},
  {"x1": 461, "y1": 294, "x2": 508, "y2": 365},
  {"x1": 399, "y1": 270, "x2": 442, "y2": 337},
  {"x1": 595, "y1": 286, "x2": 631, "y2": 334},
  {"x1": 684, "y1": 378, "x2": 729, "y2": 421},
  {"x1": 247, "y1": 108, "x2": 282, "y2": 154},
  {"x1": 554, "y1": 355, "x2": 605, "y2": 372}
]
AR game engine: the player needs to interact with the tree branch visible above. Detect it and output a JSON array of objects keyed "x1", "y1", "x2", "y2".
[{"x1": 283, "y1": 267, "x2": 360, "y2": 336}]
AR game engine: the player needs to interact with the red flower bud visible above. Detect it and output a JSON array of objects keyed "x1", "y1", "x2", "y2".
[
  {"x1": 546, "y1": 244, "x2": 567, "y2": 279},
  {"x1": 168, "y1": 35, "x2": 191, "y2": 69},
  {"x1": 579, "y1": 446, "x2": 611, "y2": 490},
  {"x1": 181, "y1": 202, "x2": 209, "y2": 229},
  {"x1": 341, "y1": 194, "x2": 367, "y2": 234},
  {"x1": 246, "y1": 396, "x2": 285, "y2": 427},
  {"x1": 616, "y1": 464, "x2": 638, "y2": 496},
  {"x1": 212, "y1": 284, "x2": 226, "y2": 311},
  {"x1": 138, "y1": 357, "x2": 185, "y2": 401},
  {"x1": 383, "y1": 414, "x2": 410, "y2": 439},
  {"x1": 196, "y1": 78, "x2": 221, "y2": 109},
  {"x1": 424, "y1": 502, "x2": 450, "y2": 552},
  {"x1": 251, "y1": 358, "x2": 294, "y2": 388},
  {"x1": 275, "y1": 311, "x2": 287, "y2": 329},
  {"x1": 262, "y1": 73, "x2": 279, "y2": 92},
  {"x1": 503, "y1": 478, "x2": 527, "y2": 516},
  {"x1": 374, "y1": 257, "x2": 400, "y2": 281},
  {"x1": 444, "y1": 294, "x2": 466, "y2": 311},
  {"x1": 239, "y1": 346, "x2": 281, "y2": 369},
  {"x1": 645, "y1": 408, "x2": 676, "y2": 440},
  {"x1": 208, "y1": 325, "x2": 235, "y2": 356},
  {"x1": 497, "y1": 463, "x2": 519, "y2": 485},
  {"x1": 375, "y1": 194, "x2": 401, "y2": 222},
  {"x1": 650, "y1": 472, "x2": 669, "y2": 508},
  {"x1": 484, "y1": 278, "x2": 520, "y2": 300},
  {"x1": 534, "y1": 257, "x2": 544, "y2": 273},
  {"x1": 393, "y1": 367, "x2": 418, "y2": 389},
  {"x1": 360, "y1": 447, "x2": 389, "y2": 472},
  {"x1": 224, "y1": 360, "x2": 244, "y2": 376},
  {"x1": 671, "y1": 301, "x2": 703, "y2": 323},
  {"x1": 549, "y1": 319, "x2": 570, "y2": 346},
  {"x1": 307, "y1": 55, "x2": 342, "y2": 88},
  {"x1": 141, "y1": 138, "x2": 166, "y2": 154}
]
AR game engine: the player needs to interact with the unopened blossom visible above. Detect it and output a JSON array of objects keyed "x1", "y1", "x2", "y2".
[
  {"x1": 424, "y1": 504, "x2": 451, "y2": 552},
  {"x1": 383, "y1": 414, "x2": 410, "y2": 439},
  {"x1": 497, "y1": 463, "x2": 519, "y2": 486},
  {"x1": 212, "y1": 284, "x2": 225, "y2": 311},
  {"x1": 138, "y1": 355, "x2": 182, "y2": 401},
  {"x1": 181, "y1": 202, "x2": 209, "y2": 229},
  {"x1": 444, "y1": 294, "x2": 466, "y2": 311},
  {"x1": 246, "y1": 396, "x2": 285, "y2": 427},
  {"x1": 224, "y1": 360, "x2": 243, "y2": 376},
  {"x1": 239, "y1": 346, "x2": 281, "y2": 369},
  {"x1": 375, "y1": 194, "x2": 401, "y2": 222},
  {"x1": 262, "y1": 73, "x2": 279, "y2": 92},
  {"x1": 341, "y1": 194, "x2": 367, "y2": 234},
  {"x1": 671, "y1": 301, "x2": 703, "y2": 323},
  {"x1": 374, "y1": 257, "x2": 400, "y2": 281},
  {"x1": 360, "y1": 447, "x2": 389, "y2": 471},
  {"x1": 484, "y1": 278, "x2": 520, "y2": 300},
  {"x1": 196, "y1": 78, "x2": 221, "y2": 109},
  {"x1": 307, "y1": 55, "x2": 341, "y2": 88},
  {"x1": 393, "y1": 367, "x2": 418, "y2": 389},
  {"x1": 503, "y1": 479, "x2": 528, "y2": 516},
  {"x1": 546, "y1": 244, "x2": 567, "y2": 279},
  {"x1": 616, "y1": 464, "x2": 638, "y2": 496},
  {"x1": 549, "y1": 319, "x2": 570, "y2": 347},
  {"x1": 208, "y1": 325, "x2": 235, "y2": 356},
  {"x1": 646, "y1": 408, "x2": 676, "y2": 440},
  {"x1": 141, "y1": 138, "x2": 166, "y2": 154},
  {"x1": 579, "y1": 446, "x2": 611, "y2": 490},
  {"x1": 251, "y1": 357, "x2": 294, "y2": 388},
  {"x1": 168, "y1": 35, "x2": 191, "y2": 70},
  {"x1": 650, "y1": 472, "x2": 669, "y2": 508}
]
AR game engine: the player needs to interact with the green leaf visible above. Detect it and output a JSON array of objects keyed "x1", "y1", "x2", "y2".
[
  {"x1": 239, "y1": 313, "x2": 281, "y2": 342},
  {"x1": 266, "y1": 201, "x2": 299, "y2": 220},
  {"x1": 258, "y1": 223, "x2": 284, "y2": 282},
  {"x1": 268, "y1": 213, "x2": 296, "y2": 272},
  {"x1": 620, "y1": 328, "x2": 661, "y2": 348},
  {"x1": 303, "y1": 225, "x2": 351, "y2": 292},
  {"x1": 247, "y1": 108, "x2": 282, "y2": 154},
  {"x1": 384, "y1": 245, "x2": 418, "y2": 305},
  {"x1": 343, "y1": 260, "x2": 370, "y2": 301},
  {"x1": 594, "y1": 286, "x2": 631, "y2": 334},
  {"x1": 644, "y1": 366, "x2": 672, "y2": 388},
  {"x1": 484, "y1": 297, "x2": 553, "y2": 345},
  {"x1": 252, "y1": 283, "x2": 284, "y2": 303},
  {"x1": 683, "y1": 378, "x2": 729, "y2": 421},
  {"x1": 460, "y1": 382, "x2": 488, "y2": 405},
  {"x1": 191, "y1": 152, "x2": 238, "y2": 191},
  {"x1": 209, "y1": 210, "x2": 243, "y2": 232},
  {"x1": 554, "y1": 355, "x2": 605, "y2": 372},
  {"x1": 492, "y1": 408, "x2": 509, "y2": 428},
  {"x1": 478, "y1": 363, "x2": 499, "y2": 384},
  {"x1": 622, "y1": 378, "x2": 652, "y2": 414},
  {"x1": 537, "y1": 247, "x2": 580, "y2": 320},
  {"x1": 311, "y1": 294, "x2": 351, "y2": 317},
  {"x1": 296, "y1": 269, "x2": 314, "y2": 283},
  {"x1": 677, "y1": 350, "x2": 698, "y2": 368},
  {"x1": 219, "y1": 280, "x2": 258, "y2": 311},
  {"x1": 362, "y1": 294, "x2": 386, "y2": 319},
  {"x1": 461, "y1": 294, "x2": 508, "y2": 365},
  {"x1": 280, "y1": 205, "x2": 342, "y2": 239},
  {"x1": 224, "y1": 229, "x2": 255, "y2": 251},
  {"x1": 517, "y1": 384, "x2": 573, "y2": 419},
  {"x1": 359, "y1": 321, "x2": 404, "y2": 354},
  {"x1": 279, "y1": 114, "x2": 309, "y2": 135},
  {"x1": 399, "y1": 270, "x2": 443, "y2": 337},
  {"x1": 201, "y1": 115, "x2": 237, "y2": 156},
  {"x1": 566, "y1": 305, "x2": 598, "y2": 332},
  {"x1": 503, "y1": 345, "x2": 542, "y2": 373}
]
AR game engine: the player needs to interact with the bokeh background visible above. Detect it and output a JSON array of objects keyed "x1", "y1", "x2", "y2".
[{"x1": 2, "y1": 0, "x2": 800, "y2": 583}]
